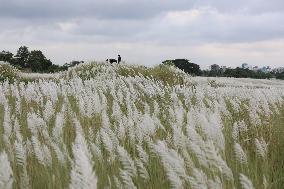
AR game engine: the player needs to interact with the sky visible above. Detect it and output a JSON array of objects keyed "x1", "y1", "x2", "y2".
[{"x1": 0, "y1": 0, "x2": 284, "y2": 68}]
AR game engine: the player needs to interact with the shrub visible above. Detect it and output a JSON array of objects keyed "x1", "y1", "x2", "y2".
[{"x1": 0, "y1": 62, "x2": 18, "y2": 82}]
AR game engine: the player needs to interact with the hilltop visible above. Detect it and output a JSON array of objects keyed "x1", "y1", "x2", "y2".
[{"x1": 0, "y1": 61, "x2": 284, "y2": 189}]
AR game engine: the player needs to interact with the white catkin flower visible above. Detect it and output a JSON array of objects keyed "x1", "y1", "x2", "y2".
[
  {"x1": 42, "y1": 145, "x2": 52, "y2": 166},
  {"x1": 181, "y1": 149, "x2": 194, "y2": 171},
  {"x1": 14, "y1": 140, "x2": 27, "y2": 166},
  {"x1": 27, "y1": 112, "x2": 47, "y2": 136},
  {"x1": 135, "y1": 158, "x2": 149, "y2": 180},
  {"x1": 167, "y1": 169, "x2": 183, "y2": 189},
  {"x1": 101, "y1": 109, "x2": 110, "y2": 128},
  {"x1": 152, "y1": 140, "x2": 187, "y2": 188},
  {"x1": 204, "y1": 141, "x2": 234, "y2": 181},
  {"x1": 138, "y1": 114, "x2": 157, "y2": 137},
  {"x1": 238, "y1": 120, "x2": 248, "y2": 133},
  {"x1": 255, "y1": 138, "x2": 267, "y2": 159},
  {"x1": 88, "y1": 128, "x2": 95, "y2": 142},
  {"x1": 232, "y1": 122, "x2": 239, "y2": 141},
  {"x1": 20, "y1": 165, "x2": 30, "y2": 189},
  {"x1": 69, "y1": 133, "x2": 97, "y2": 189},
  {"x1": 43, "y1": 100, "x2": 54, "y2": 121},
  {"x1": 51, "y1": 142, "x2": 66, "y2": 164},
  {"x1": 112, "y1": 101, "x2": 123, "y2": 122},
  {"x1": 188, "y1": 168, "x2": 208, "y2": 189},
  {"x1": 116, "y1": 122, "x2": 126, "y2": 140},
  {"x1": 52, "y1": 111, "x2": 65, "y2": 142},
  {"x1": 208, "y1": 176, "x2": 222, "y2": 189},
  {"x1": 113, "y1": 176, "x2": 123, "y2": 189},
  {"x1": 31, "y1": 136, "x2": 46, "y2": 166},
  {"x1": 263, "y1": 175, "x2": 268, "y2": 189},
  {"x1": 90, "y1": 143, "x2": 103, "y2": 162},
  {"x1": 119, "y1": 169, "x2": 137, "y2": 189},
  {"x1": 3, "y1": 107, "x2": 12, "y2": 147},
  {"x1": 239, "y1": 174, "x2": 255, "y2": 189},
  {"x1": 117, "y1": 146, "x2": 137, "y2": 177},
  {"x1": 136, "y1": 145, "x2": 149, "y2": 165},
  {"x1": 100, "y1": 129, "x2": 114, "y2": 155},
  {"x1": 234, "y1": 143, "x2": 247, "y2": 164},
  {"x1": 0, "y1": 151, "x2": 13, "y2": 189}
]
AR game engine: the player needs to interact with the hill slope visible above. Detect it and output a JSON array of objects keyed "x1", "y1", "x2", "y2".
[{"x1": 1, "y1": 62, "x2": 284, "y2": 189}]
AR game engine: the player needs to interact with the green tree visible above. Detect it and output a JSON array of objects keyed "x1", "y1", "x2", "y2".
[
  {"x1": 163, "y1": 59, "x2": 201, "y2": 75},
  {"x1": 14, "y1": 46, "x2": 30, "y2": 68},
  {"x1": 162, "y1": 60, "x2": 174, "y2": 66},
  {"x1": 27, "y1": 50, "x2": 52, "y2": 72},
  {"x1": 0, "y1": 51, "x2": 14, "y2": 63},
  {"x1": 276, "y1": 72, "x2": 284, "y2": 80}
]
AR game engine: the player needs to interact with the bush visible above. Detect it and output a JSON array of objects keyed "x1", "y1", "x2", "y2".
[
  {"x1": 116, "y1": 64, "x2": 193, "y2": 86},
  {"x1": 0, "y1": 62, "x2": 18, "y2": 82}
]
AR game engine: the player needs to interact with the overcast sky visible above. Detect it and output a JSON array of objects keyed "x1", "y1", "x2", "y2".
[{"x1": 0, "y1": 0, "x2": 284, "y2": 68}]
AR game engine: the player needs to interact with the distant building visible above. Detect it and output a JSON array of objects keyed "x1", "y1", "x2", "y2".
[{"x1": 210, "y1": 64, "x2": 220, "y2": 71}]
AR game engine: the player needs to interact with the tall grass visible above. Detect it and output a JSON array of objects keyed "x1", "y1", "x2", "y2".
[{"x1": 0, "y1": 61, "x2": 284, "y2": 189}]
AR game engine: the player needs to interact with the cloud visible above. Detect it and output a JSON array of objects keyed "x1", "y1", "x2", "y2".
[
  {"x1": 0, "y1": 0, "x2": 193, "y2": 20},
  {"x1": 150, "y1": 7, "x2": 284, "y2": 44},
  {"x1": 24, "y1": 39, "x2": 284, "y2": 68},
  {"x1": 2, "y1": 0, "x2": 281, "y2": 21},
  {"x1": 0, "y1": 0, "x2": 284, "y2": 67}
]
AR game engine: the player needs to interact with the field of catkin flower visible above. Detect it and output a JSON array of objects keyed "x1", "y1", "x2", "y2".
[{"x1": 1, "y1": 61, "x2": 284, "y2": 189}]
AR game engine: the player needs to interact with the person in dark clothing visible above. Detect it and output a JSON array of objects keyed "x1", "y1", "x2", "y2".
[{"x1": 118, "y1": 55, "x2": 121, "y2": 64}]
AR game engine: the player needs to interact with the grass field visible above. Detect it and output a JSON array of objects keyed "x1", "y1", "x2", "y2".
[{"x1": 0, "y1": 62, "x2": 284, "y2": 189}]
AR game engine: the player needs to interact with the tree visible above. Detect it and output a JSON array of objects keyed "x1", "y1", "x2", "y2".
[
  {"x1": 27, "y1": 50, "x2": 52, "y2": 72},
  {"x1": 14, "y1": 46, "x2": 30, "y2": 68},
  {"x1": 163, "y1": 59, "x2": 201, "y2": 75},
  {"x1": 47, "y1": 64, "x2": 63, "y2": 73},
  {"x1": 0, "y1": 51, "x2": 14, "y2": 63},
  {"x1": 162, "y1": 60, "x2": 174, "y2": 66},
  {"x1": 276, "y1": 72, "x2": 284, "y2": 80}
]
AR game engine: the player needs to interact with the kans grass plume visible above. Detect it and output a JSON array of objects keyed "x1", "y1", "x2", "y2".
[{"x1": 0, "y1": 62, "x2": 283, "y2": 189}]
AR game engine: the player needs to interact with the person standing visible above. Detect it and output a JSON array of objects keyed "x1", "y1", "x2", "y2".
[{"x1": 118, "y1": 55, "x2": 121, "y2": 64}]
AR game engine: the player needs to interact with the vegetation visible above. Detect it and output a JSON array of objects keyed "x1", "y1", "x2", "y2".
[
  {"x1": 0, "y1": 51, "x2": 13, "y2": 63},
  {"x1": 2, "y1": 46, "x2": 283, "y2": 81},
  {"x1": 0, "y1": 63, "x2": 18, "y2": 82},
  {"x1": 275, "y1": 72, "x2": 284, "y2": 80},
  {"x1": 202, "y1": 67, "x2": 274, "y2": 79},
  {"x1": 162, "y1": 59, "x2": 283, "y2": 80},
  {"x1": 0, "y1": 46, "x2": 83, "y2": 73},
  {"x1": 0, "y1": 62, "x2": 284, "y2": 189},
  {"x1": 162, "y1": 59, "x2": 201, "y2": 76}
]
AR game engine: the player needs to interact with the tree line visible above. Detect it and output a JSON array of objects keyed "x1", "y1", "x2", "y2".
[
  {"x1": 0, "y1": 46, "x2": 83, "y2": 73},
  {"x1": 1, "y1": 47, "x2": 283, "y2": 80},
  {"x1": 162, "y1": 59, "x2": 284, "y2": 80},
  {"x1": 202, "y1": 67, "x2": 274, "y2": 79}
]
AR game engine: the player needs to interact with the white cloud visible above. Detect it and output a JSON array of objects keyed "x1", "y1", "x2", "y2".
[
  {"x1": 0, "y1": 0, "x2": 283, "y2": 67},
  {"x1": 57, "y1": 22, "x2": 78, "y2": 32},
  {"x1": 164, "y1": 8, "x2": 206, "y2": 26}
]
